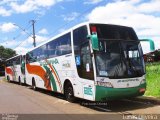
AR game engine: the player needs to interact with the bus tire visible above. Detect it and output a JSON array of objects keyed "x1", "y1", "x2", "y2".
[
  {"x1": 32, "y1": 78, "x2": 37, "y2": 91},
  {"x1": 7, "y1": 76, "x2": 10, "y2": 82},
  {"x1": 24, "y1": 79, "x2": 26, "y2": 85},
  {"x1": 19, "y1": 76, "x2": 21, "y2": 85},
  {"x1": 64, "y1": 82, "x2": 75, "y2": 102}
]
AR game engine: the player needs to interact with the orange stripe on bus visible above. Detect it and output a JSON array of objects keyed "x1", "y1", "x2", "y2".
[
  {"x1": 26, "y1": 64, "x2": 52, "y2": 91},
  {"x1": 48, "y1": 64, "x2": 62, "y2": 92},
  {"x1": 6, "y1": 67, "x2": 13, "y2": 75},
  {"x1": 45, "y1": 60, "x2": 62, "y2": 93}
]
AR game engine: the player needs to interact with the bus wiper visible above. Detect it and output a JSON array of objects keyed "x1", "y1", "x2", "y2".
[{"x1": 127, "y1": 57, "x2": 140, "y2": 76}]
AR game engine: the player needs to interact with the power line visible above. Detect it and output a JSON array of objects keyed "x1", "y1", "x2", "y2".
[
  {"x1": 0, "y1": 24, "x2": 31, "y2": 45},
  {"x1": 14, "y1": 20, "x2": 37, "y2": 50},
  {"x1": 14, "y1": 1, "x2": 107, "y2": 50},
  {"x1": 13, "y1": 23, "x2": 32, "y2": 40},
  {"x1": 13, "y1": 32, "x2": 33, "y2": 50},
  {"x1": 1, "y1": 8, "x2": 42, "y2": 49}
]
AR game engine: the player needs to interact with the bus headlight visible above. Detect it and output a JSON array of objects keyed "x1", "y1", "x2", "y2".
[
  {"x1": 140, "y1": 79, "x2": 146, "y2": 84},
  {"x1": 97, "y1": 81, "x2": 113, "y2": 88}
]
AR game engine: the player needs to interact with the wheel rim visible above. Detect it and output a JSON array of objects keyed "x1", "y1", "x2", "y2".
[
  {"x1": 33, "y1": 85, "x2": 36, "y2": 90},
  {"x1": 32, "y1": 79, "x2": 36, "y2": 90},
  {"x1": 66, "y1": 87, "x2": 73, "y2": 100},
  {"x1": 19, "y1": 78, "x2": 21, "y2": 84},
  {"x1": 7, "y1": 76, "x2": 10, "y2": 82}
]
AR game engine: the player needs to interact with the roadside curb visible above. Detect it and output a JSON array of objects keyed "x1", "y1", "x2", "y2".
[{"x1": 134, "y1": 96, "x2": 160, "y2": 105}]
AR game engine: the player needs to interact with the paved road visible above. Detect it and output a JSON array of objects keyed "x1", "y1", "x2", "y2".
[
  {"x1": 0, "y1": 79, "x2": 160, "y2": 120},
  {"x1": 0, "y1": 76, "x2": 4, "y2": 80}
]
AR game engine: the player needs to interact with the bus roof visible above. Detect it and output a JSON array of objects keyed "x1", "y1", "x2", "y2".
[
  {"x1": 26, "y1": 22, "x2": 134, "y2": 53},
  {"x1": 27, "y1": 22, "x2": 90, "y2": 53}
]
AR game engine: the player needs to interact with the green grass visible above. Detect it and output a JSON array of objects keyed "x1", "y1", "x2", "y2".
[{"x1": 145, "y1": 62, "x2": 160, "y2": 98}]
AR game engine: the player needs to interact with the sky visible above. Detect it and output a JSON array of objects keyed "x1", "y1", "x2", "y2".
[{"x1": 0, "y1": 0, "x2": 160, "y2": 54}]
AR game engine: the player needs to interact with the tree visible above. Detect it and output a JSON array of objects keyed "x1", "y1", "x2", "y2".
[
  {"x1": 0, "y1": 45, "x2": 16, "y2": 61},
  {"x1": 0, "y1": 46, "x2": 16, "y2": 76}
]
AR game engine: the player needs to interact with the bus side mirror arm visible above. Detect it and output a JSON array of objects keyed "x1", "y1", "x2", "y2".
[
  {"x1": 87, "y1": 35, "x2": 91, "y2": 40},
  {"x1": 87, "y1": 34, "x2": 100, "y2": 51},
  {"x1": 139, "y1": 39, "x2": 155, "y2": 51}
]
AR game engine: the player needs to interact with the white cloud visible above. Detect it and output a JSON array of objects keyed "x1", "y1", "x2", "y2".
[
  {"x1": 1, "y1": 40, "x2": 21, "y2": 48},
  {"x1": 10, "y1": 0, "x2": 61, "y2": 14},
  {"x1": 38, "y1": 28, "x2": 48, "y2": 35},
  {"x1": 123, "y1": 0, "x2": 141, "y2": 4},
  {"x1": 0, "y1": 0, "x2": 18, "y2": 5},
  {"x1": 32, "y1": 35, "x2": 48, "y2": 44},
  {"x1": 0, "y1": 7, "x2": 12, "y2": 16},
  {"x1": 137, "y1": 0, "x2": 160, "y2": 13},
  {"x1": 86, "y1": 0, "x2": 160, "y2": 53},
  {"x1": 62, "y1": 12, "x2": 79, "y2": 21},
  {"x1": 13, "y1": 35, "x2": 49, "y2": 54},
  {"x1": 0, "y1": 0, "x2": 67, "y2": 17},
  {"x1": 0, "y1": 34, "x2": 49, "y2": 54},
  {"x1": 14, "y1": 47, "x2": 30, "y2": 55},
  {"x1": 0, "y1": 39, "x2": 30, "y2": 55},
  {"x1": 84, "y1": 0, "x2": 103, "y2": 4},
  {"x1": 87, "y1": 1, "x2": 135, "y2": 23},
  {"x1": 0, "y1": 22, "x2": 17, "y2": 32},
  {"x1": 140, "y1": 36, "x2": 160, "y2": 54},
  {"x1": 20, "y1": 35, "x2": 48, "y2": 48}
]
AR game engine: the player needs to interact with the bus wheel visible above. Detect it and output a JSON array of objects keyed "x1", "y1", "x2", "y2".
[
  {"x1": 7, "y1": 76, "x2": 10, "y2": 82},
  {"x1": 24, "y1": 79, "x2": 26, "y2": 85},
  {"x1": 64, "y1": 83, "x2": 75, "y2": 102},
  {"x1": 32, "y1": 78, "x2": 37, "y2": 91},
  {"x1": 19, "y1": 77, "x2": 21, "y2": 85}
]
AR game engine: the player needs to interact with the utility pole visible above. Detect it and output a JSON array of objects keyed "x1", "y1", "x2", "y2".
[{"x1": 31, "y1": 20, "x2": 36, "y2": 47}]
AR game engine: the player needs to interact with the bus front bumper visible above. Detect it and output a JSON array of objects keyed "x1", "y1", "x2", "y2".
[{"x1": 95, "y1": 83, "x2": 146, "y2": 101}]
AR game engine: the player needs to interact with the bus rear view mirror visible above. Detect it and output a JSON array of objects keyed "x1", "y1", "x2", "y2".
[
  {"x1": 87, "y1": 34, "x2": 100, "y2": 51},
  {"x1": 139, "y1": 39, "x2": 155, "y2": 51}
]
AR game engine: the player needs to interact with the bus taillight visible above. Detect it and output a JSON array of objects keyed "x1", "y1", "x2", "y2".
[{"x1": 139, "y1": 88, "x2": 145, "y2": 93}]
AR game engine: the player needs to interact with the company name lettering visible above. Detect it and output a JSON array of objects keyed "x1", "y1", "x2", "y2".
[
  {"x1": 117, "y1": 79, "x2": 139, "y2": 83},
  {"x1": 40, "y1": 59, "x2": 59, "y2": 66}
]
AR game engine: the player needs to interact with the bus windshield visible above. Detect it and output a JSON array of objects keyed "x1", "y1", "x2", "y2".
[
  {"x1": 90, "y1": 24, "x2": 145, "y2": 79},
  {"x1": 95, "y1": 41, "x2": 145, "y2": 79}
]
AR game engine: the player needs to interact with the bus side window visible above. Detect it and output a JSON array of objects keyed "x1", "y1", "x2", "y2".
[
  {"x1": 80, "y1": 43, "x2": 94, "y2": 80},
  {"x1": 26, "y1": 54, "x2": 30, "y2": 64},
  {"x1": 73, "y1": 25, "x2": 94, "y2": 80}
]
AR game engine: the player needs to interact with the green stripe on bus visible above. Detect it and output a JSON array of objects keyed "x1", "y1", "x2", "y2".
[
  {"x1": 43, "y1": 65, "x2": 57, "y2": 92},
  {"x1": 95, "y1": 83, "x2": 146, "y2": 101},
  {"x1": 52, "y1": 65, "x2": 62, "y2": 89},
  {"x1": 52, "y1": 65, "x2": 60, "y2": 81}
]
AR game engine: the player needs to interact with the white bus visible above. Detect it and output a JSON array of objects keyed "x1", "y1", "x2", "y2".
[
  {"x1": 5, "y1": 55, "x2": 26, "y2": 84},
  {"x1": 25, "y1": 22, "x2": 146, "y2": 102}
]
